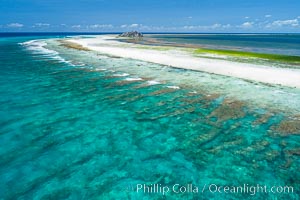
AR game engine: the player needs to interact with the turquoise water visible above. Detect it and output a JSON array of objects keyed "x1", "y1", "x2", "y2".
[
  {"x1": 148, "y1": 34, "x2": 300, "y2": 56},
  {"x1": 0, "y1": 35, "x2": 299, "y2": 199}
]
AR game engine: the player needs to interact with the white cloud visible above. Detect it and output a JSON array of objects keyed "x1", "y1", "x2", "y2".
[
  {"x1": 188, "y1": 16, "x2": 193, "y2": 19},
  {"x1": 222, "y1": 24, "x2": 232, "y2": 28},
  {"x1": 271, "y1": 19, "x2": 299, "y2": 27},
  {"x1": 265, "y1": 15, "x2": 272, "y2": 18},
  {"x1": 7, "y1": 23, "x2": 24, "y2": 28},
  {"x1": 244, "y1": 16, "x2": 250, "y2": 19},
  {"x1": 120, "y1": 24, "x2": 148, "y2": 29},
  {"x1": 89, "y1": 24, "x2": 113, "y2": 29},
  {"x1": 33, "y1": 23, "x2": 50, "y2": 28},
  {"x1": 241, "y1": 22, "x2": 254, "y2": 28},
  {"x1": 211, "y1": 23, "x2": 222, "y2": 28},
  {"x1": 139, "y1": 25, "x2": 164, "y2": 31},
  {"x1": 183, "y1": 23, "x2": 232, "y2": 30},
  {"x1": 36, "y1": 23, "x2": 50, "y2": 26},
  {"x1": 183, "y1": 25, "x2": 195, "y2": 29},
  {"x1": 71, "y1": 25, "x2": 81, "y2": 28},
  {"x1": 129, "y1": 23, "x2": 139, "y2": 28}
]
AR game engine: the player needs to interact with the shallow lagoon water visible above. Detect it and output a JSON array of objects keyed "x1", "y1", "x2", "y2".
[
  {"x1": 149, "y1": 34, "x2": 300, "y2": 56},
  {"x1": 0, "y1": 36, "x2": 299, "y2": 199}
]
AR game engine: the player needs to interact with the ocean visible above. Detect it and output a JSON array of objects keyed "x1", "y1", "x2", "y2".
[{"x1": 0, "y1": 33, "x2": 299, "y2": 199}]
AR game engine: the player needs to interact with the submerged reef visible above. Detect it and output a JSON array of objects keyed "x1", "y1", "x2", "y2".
[
  {"x1": 274, "y1": 117, "x2": 300, "y2": 136},
  {"x1": 59, "y1": 40, "x2": 90, "y2": 51},
  {"x1": 208, "y1": 99, "x2": 245, "y2": 122}
]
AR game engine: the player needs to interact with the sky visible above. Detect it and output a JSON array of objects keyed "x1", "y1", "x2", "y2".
[{"x1": 0, "y1": 0, "x2": 300, "y2": 32}]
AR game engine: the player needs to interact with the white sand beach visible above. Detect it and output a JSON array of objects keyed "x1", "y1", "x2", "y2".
[{"x1": 68, "y1": 35, "x2": 300, "y2": 88}]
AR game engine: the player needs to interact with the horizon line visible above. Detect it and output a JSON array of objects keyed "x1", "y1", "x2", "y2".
[{"x1": 1, "y1": 31, "x2": 300, "y2": 34}]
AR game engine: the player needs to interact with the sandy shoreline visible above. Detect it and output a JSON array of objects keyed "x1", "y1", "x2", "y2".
[{"x1": 67, "y1": 35, "x2": 300, "y2": 88}]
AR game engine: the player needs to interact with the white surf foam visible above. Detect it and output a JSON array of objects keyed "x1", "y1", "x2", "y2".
[
  {"x1": 125, "y1": 77, "x2": 143, "y2": 81},
  {"x1": 113, "y1": 73, "x2": 130, "y2": 77},
  {"x1": 189, "y1": 91, "x2": 197, "y2": 94},
  {"x1": 147, "y1": 80, "x2": 161, "y2": 85},
  {"x1": 20, "y1": 40, "x2": 69, "y2": 64},
  {"x1": 166, "y1": 86, "x2": 180, "y2": 89}
]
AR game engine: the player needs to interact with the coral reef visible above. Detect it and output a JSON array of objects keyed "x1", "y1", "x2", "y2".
[
  {"x1": 209, "y1": 99, "x2": 245, "y2": 122},
  {"x1": 59, "y1": 40, "x2": 90, "y2": 51},
  {"x1": 252, "y1": 113, "x2": 273, "y2": 126},
  {"x1": 276, "y1": 119, "x2": 300, "y2": 135}
]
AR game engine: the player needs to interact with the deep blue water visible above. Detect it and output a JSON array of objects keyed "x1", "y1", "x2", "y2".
[
  {"x1": 149, "y1": 34, "x2": 300, "y2": 56},
  {"x1": 0, "y1": 34, "x2": 299, "y2": 199}
]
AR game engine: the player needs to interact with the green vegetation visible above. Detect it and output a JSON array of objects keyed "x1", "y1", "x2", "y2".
[{"x1": 195, "y1": 48, "x2": 300, "y2": 64}]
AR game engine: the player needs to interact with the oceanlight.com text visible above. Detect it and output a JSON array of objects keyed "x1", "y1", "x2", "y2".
[{"x1": 131, "y1": 183, "x2": 294, "y2": 196}]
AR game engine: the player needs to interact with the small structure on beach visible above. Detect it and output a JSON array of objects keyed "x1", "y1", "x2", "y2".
[{"x1": 119, "y1": 31, "x2": 143, "y2": 38}]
